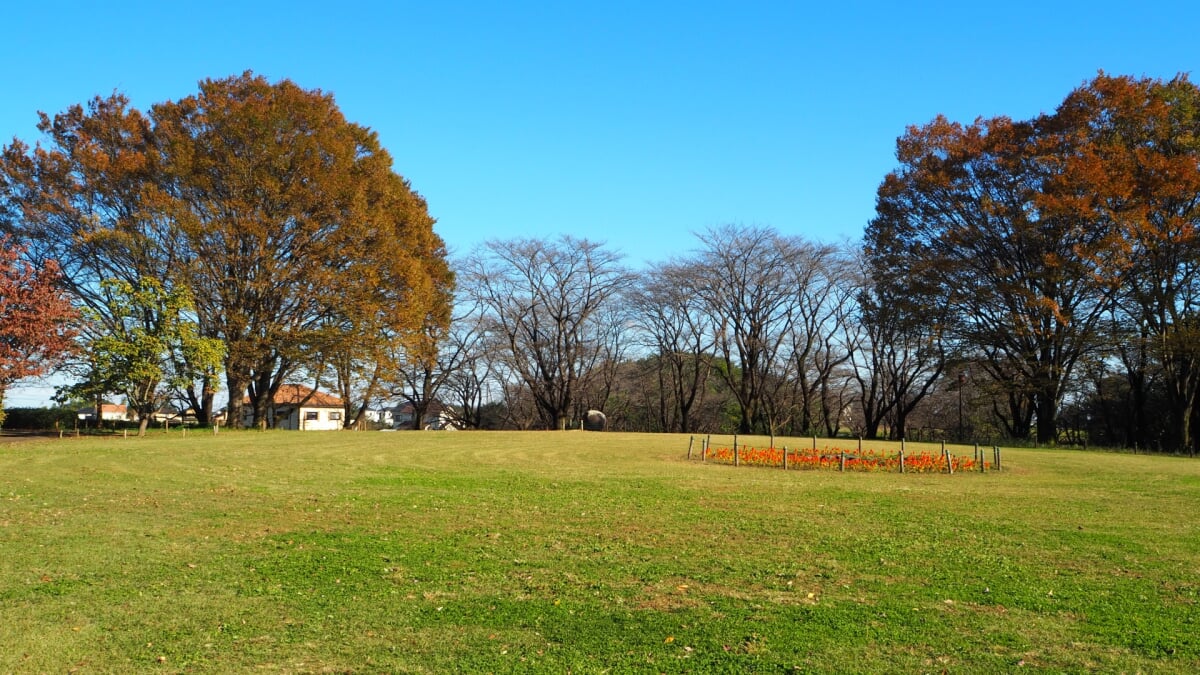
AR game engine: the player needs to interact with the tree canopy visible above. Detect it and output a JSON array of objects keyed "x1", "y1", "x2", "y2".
[
  {"x1": 1, "y1": 72, "x2": 452, "y2": 428},
  {"x1": 0, "y1": 236, "x2": 77, "y2": 427},
  {"x1": 866, "y1": 72, "x2": 1200, "y2": 449},
  {"x1": 4, "y1": 71, "x2": 1200, "y2": 452}
]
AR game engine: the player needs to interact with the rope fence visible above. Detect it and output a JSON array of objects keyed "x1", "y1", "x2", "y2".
[{"x1": 687, "y1": 435, "x2": 1001, "y2": 474}]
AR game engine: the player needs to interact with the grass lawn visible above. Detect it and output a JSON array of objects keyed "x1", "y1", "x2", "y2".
[{"x1": 1, "y1": 431, "x2": 1197, "y2": 672}]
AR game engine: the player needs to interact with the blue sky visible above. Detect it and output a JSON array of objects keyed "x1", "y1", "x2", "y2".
[{"x1": 3, "y1": 1, "x2": 1196, "y2": 405}]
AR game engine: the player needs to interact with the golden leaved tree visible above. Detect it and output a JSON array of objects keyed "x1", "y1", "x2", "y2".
[
  {"x1": 1, "y1": 73, "x2": 451, "y2": 428},
  {"x1": 152, "y1": 73, "x2": 451, "y2": 428}
]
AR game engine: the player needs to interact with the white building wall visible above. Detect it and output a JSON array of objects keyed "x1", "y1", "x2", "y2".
[
  {"x1": 258, "y1": 406, "x2": 344, "y2": 430},
  {"x1": 295, "y1": 406, "x2": 344, "y2": 431}
]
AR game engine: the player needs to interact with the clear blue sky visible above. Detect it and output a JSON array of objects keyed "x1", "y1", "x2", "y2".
[{"x1": 3, "y1": 0, "x2": 1195, "y2": 406}]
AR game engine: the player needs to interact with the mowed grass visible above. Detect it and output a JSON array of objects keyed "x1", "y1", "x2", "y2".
[{"x1": 1, "y1": 431, "x2": 1198, "y2": 672}]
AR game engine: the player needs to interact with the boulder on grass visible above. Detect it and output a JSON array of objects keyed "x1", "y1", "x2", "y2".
[{"x1": 583, "y1": 410, "x2": 607, "y2": 431}]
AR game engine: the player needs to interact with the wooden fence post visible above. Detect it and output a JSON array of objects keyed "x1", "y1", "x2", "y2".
[
  {"x1": 702, "y1": 437, "x2": 708, "y2": 462},
  {"x1": 839, "y1": 450, "x2": 845, "y2": 472},
  {"x1": 687, "y1": 436, "x2": 694, "y2": 460},
  {"x1": 734, "y1": 443, "x2": 740, "y2": 467},
  {"x1": 782, "y1": 445, "x2": 788, "y2": 470},
  {"x1": 942, "y1": 440, "x2": 952, "y2": 474},
  {"x1": 899, "y1": 448, "x2": 905, "y2": 473}
]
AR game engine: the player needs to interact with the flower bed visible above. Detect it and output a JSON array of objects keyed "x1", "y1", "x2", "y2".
[{"x1": 700, "y1": 444, "x2": 988, "y2": 473}]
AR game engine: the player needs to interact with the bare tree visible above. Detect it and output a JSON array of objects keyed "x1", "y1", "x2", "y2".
[
  {"x1": 463, "y1": 236, "x2": 631, "y2": 430},
  {"x1": 849, "y1": 273, "x2": 948, "y2": 440},
  {"x1": 692, "y1": 225, "x2": 800, "y2": 435},
  {"x1": 628, "y1": 262, "x2": 715, "y2": 433},
  {"x1": 773, "y1": 242, "x2": 856, "y2": 436}
]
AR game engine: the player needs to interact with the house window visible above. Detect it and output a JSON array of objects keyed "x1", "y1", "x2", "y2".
[
  {"x1": 329, "y1": 411, "x2": 342, "y2": 421},
  {"x1": 305, "y1": 411, "x2": 319, "y2": 421}
]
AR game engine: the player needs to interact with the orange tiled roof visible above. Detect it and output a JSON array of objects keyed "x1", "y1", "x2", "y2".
[{"x1": 247, "y1": 384, "x2": 344, "y2": 407}]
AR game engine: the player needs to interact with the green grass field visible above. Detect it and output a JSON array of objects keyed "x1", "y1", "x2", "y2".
[{"x1": 2, "y1": 431, "x2": 1197, "y2": 672}]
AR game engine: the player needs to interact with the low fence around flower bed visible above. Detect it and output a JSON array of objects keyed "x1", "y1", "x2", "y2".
[{"x1": 686, "y1": 435, "x2": 1001, "y2": 474}]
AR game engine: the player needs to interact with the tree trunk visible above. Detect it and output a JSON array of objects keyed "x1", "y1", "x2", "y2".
[
  {"x1": 1035, "y1": 393, "x2": 1058, "y2": 445},
  {"x1": 225, "y1": 372, "x2": 249, "y2": 429},
  {"x1": 185, "y1": 381, "x2": 214, "y2": 427}
]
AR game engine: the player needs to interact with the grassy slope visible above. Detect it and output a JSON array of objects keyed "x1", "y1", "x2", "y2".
[{"x1": 1, "y1": 431, "x2": 1197, "y2": 672}]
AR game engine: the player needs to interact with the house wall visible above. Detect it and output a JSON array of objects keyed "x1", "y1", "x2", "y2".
[
  {"x1": 286, "y1": 406, "x2": 343, "y2": 431},
  {"x1": 242, "y1": 405, "x2": 345, "y2": 430}
]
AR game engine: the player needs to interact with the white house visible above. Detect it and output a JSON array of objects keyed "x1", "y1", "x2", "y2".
[
  {"x1": 77, "y1": 403, "x2": 134, "y2": 423},
  {"x1": 245, "y1": 384, "x2": 345, "y2": 430},
  {"x1": 363, "y1": 407, "x2": 395, "y2": 428}
]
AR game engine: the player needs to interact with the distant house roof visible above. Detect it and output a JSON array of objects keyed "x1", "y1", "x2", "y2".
[
  {"x1": 247, "y1": 384, "x2": 344, "y2": 408},
  {"x1": 101, "y1": 403, "x2": 127, "y2": 415}
]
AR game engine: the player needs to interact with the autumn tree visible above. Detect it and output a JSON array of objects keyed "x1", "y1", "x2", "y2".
[
  {"x1": 1050, "y1": 73, "x2": 1200, "y2": 452},
  {"x1": 151, "y1": 72, "x2": 450, "y2": 428},
  {"x1": 464, "y1": 236, "x2": 630, "y2": 430},
  {"x1": 0, "y1": 95, "x2": 192, "y2": 418},
  {"x1": 0, "y1": 93, "x2": 171, "y2": 309},
  {"x1": 0, "y1": 237, "x2": 77, "y2": 427},
  {"x1": 868, "y1": 106, "x2": 1124, "y2": 444},
  {"x1": 2, "y1": 74, "x2": 450, "y2": 429}
]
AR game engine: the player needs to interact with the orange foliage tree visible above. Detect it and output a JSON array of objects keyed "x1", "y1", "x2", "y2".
[
  {"x1": 0, "y1": 237, "x2": 77, "y2": 426},
  {"x1": 868, "y1": 103, "x2": 1125, "y2": 444},
  {"x1": 152, "y1": 73, "x2": 451, "y2": 428},
  {"x1": 869, "y1": 72, "x2": 1200, "y2": 448},
  {"x1": 1051, "y1": 74, "x2": 1200, "y2": 452},
  {"x1": 0, "y1": 92, "x2": 220, "y2": 424},
  {"x1": 1, "y1": 73, "x2": 452, "y2": 429}
]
